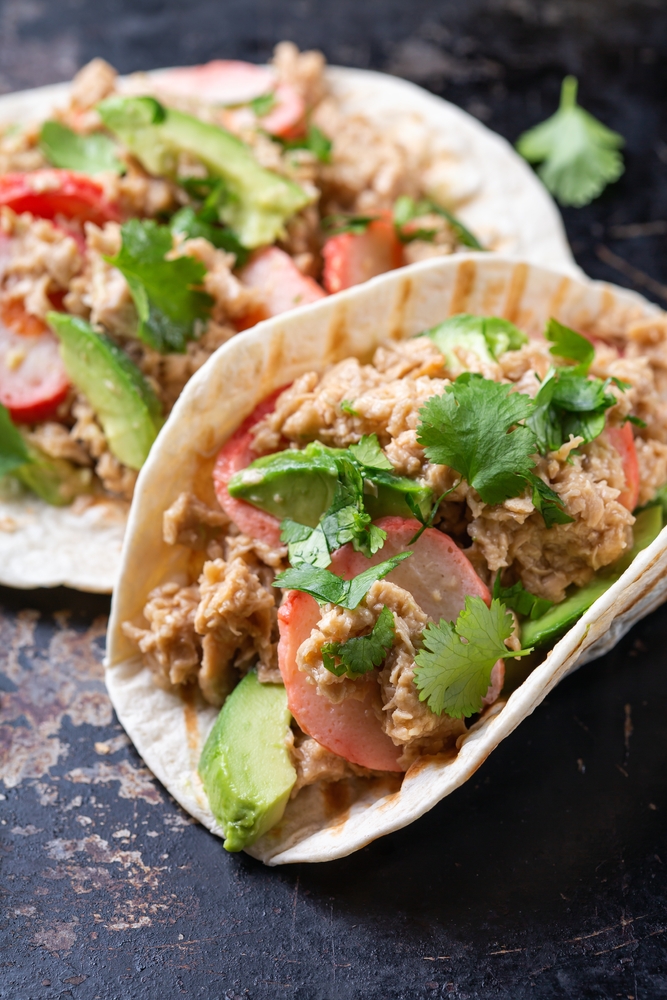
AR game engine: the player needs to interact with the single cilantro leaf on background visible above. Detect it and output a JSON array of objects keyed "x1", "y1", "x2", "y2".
[
  {"x1": 413, "y1": 596, "x2": 532, "y2": 719},
  {"x1": 516, "y1": 76, "x2": 624, "y2": 207},
  {"x1": 417, "y1": 374, "x2": 536, "y2": 505},
  {"x1": 545, "y1": 318, "x2": 594, "y2": 372},
  {"x1": 492, "y1": 572, "x2": 553, "y2": 620},
  {"x1": 106, "y1": 219, "x2": 213, "y2": 353},
  {"x1": 274, "y1": 551, "x2": 411, "y2": 609},
  {"x1": 39, "y1": 121, "x2": 124, "y2": 175},
  {"x1": 348, "y1": 434, "x2": 393, "y2": 471},
  {"x1": 321, "y1": 605, "x2": 395, "y2": 677},
  {"x1": 392, "y1": 195, "x2": 484, "y2": 250},
  {"x1": 0, "y1": 403, "x2": 30, "y2": 477}
]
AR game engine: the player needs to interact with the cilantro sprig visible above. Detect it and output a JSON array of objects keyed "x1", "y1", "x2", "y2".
[
  {"x1": 106, "y1": 219, "x2": 213, "y2": 353},
  {"x1": 39, "y1": 121, "x2": 124, "y2": 175},
  {"x1": 393, "y1": 195, "x2": 484, "y2": 250},
  {"x1": 492, "y1": 572, "x2": 553, "y2": 620},
  {"x1": 277, "y1": 124, "x2": 332, "y2": 163},
  {"x1": 516, "y1": 76, "x2": 625, "y2": 207},
  {"x1": 322, "y1": 214, "x2": 379, "y2": 236},
  {"x1": 321, "y1": 605, "x2": 395, "y2": 677},
  {"x1": 413, "y1": 596, "x2": 532, "y2": 719},
  {"x1": 274, "y1": 551, "x2": 411, "y2": 610}
]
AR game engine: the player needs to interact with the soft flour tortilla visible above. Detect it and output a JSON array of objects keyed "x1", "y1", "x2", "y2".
[
  {"x1": 0, "y1": 65, "x2": 576, "y2": 591},
  {"x1": 106, "y1": 254, "x2": 667, "y2": 865}
]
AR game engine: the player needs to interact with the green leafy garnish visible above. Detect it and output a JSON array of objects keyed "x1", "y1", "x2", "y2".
[
  {"x1": 528, "y1": 472, "x2": 575, "y2": 528},
  {"x1": 274, "y1": 551, "x2": 412, "y2": 609},
  {"x1": 322, "y1": 214, "x2": 379, "y2": 236},
  {"x1": 528, "y1": 367, "x2": 618, "y2": 456},
  {"x1": 393, "y1": 195, "x2": 484, "y2": 250},
  {"x1": 413, "y1": 596, "x2": 532, "y2": 719},
  {"x1": 39, "y1": 121, "x2": 124, "y2": 175},
  {"x1": 278, "y1": 124, "x2": 332, "y2": 163},
  {"x1": 516, "y1": 76, "x2": 625, "y2": 207},
  {"x1": 340, "y1": 399, "x2": 357, "y2": 416},
  {"x1": 492, "y1": 572, "x2": 553, "y2": 620},
  {"x1": 545, "y1": 318, "x2": 594, "y2": 372},
  {"x1": 424, "y1": 313, "x2": 528, "y2": 373},
  {"x1": 249, "y1": 92, "x2": 277, "y2": 117},
  {"x1": 106, "y1": 219, "x2": 213, "y2": 353},
  {"x1": 418, "y1": 374, "x2": 537, "y2": 506},
  {"x1": 0, "y1": 403, "x2": 30, "y2": 477},
  {"x1": 170, "y1": 207, "x2": 249, "y2": 265},
  {"x1": 348, "y1": 434, "x2": 393, "y2": 471},
  {"x1": 321, "y1": 605, "x2": 395, "y2": 677}
]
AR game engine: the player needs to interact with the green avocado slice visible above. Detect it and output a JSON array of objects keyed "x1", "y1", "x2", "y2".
[
  {"x1": 97, "y1": 96, "x2": 313, "y2": 249},
  {"x1": 228, "y1": 441, "x2": 433, "y2": 525},
  {"x1": 521, "y1": 505, "x2": 663, "y2": 649},
  {"x1": 199, "y1": 671, "x2": 296, "y2": 852},
  {"x1": 47, "y1": 313, "x2": 163, "y2": 471}
]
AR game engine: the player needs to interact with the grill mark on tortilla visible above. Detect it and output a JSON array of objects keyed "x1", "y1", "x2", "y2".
[
  {"x1": 325, "y1": 304, "x2": 350, "y2": 363},
  {"x1": 448, "y1": 258, "x2": 477, "y2": 315},
  {"x1": 548, "y1": 276, "x2": 572, "y2": 319},
  {"x1": 388, "y1": 275, "x2": 413, "y2": 340},
  {"x1": 261, "y1": 327, "x2": 286, "y2": 396},
  {"x1": 480, "y1": 275, "x2": 507, "y2": 315},
  {"x1": 502, "y1": 262, "x2": 528, "y2": 323}
]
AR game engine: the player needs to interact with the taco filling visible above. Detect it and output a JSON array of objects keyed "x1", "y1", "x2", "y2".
[
  {"x1": 0, "y1": 44, "x2": 489, "y2": 509},
  {"x1": 121, "y1": 311, "x2": 667, "y2": 852}
]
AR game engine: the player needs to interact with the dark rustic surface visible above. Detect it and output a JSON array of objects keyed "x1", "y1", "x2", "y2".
[{"x1": 2, "y1": 2, "x2": 667, "y2": 998}]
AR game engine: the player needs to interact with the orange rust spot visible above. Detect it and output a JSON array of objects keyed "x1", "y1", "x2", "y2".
[
  {"x1": 449, "y1": 259, "x2": 477, "y2": 315},
  {"x1": 502, "y1": 263, "x2": 528, "y2": 322},
  {"x1": 388, "y1": 275, "x2": 413, "y2": 340},
  {"x1": 0, "y1": 298, "x2": 49, "y2": 337},
  {"x1": 324, "y1": 305, "x2": 350, "y2": 362}
]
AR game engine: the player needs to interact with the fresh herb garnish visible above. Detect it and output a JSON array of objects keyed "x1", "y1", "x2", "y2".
[
  {"x1": 106, "y1": 219, "x2": 213, "y2": 353},
  {"x1": 424, "y1": 313, "x2": 528, "y2": 372},
  {"x1": 528, "y1": 472, "x2": 576, "y2": 528},
  {"x1": 348, "y1": 434, "x2": 393, "y2": 471},
  {"x1": 0, "y1": 403, "x2": 30, "y2": 477},
  {"x1": 527, "y1": 367, "x2": 618, "y2": 456},
  {"x1": 321, "y1": 605, "x2": 395, "y2": 677},
  {"x1": 417, "y1": 373, "x2": 538, "y2": 506},
  {"x1": 545, "y1": 318, "x2": 594, "y2": 372},
  {"x1": 516, "y1": 76, "x2": 625, "y2": 207},
  {"x1": 492, "y1": 572, "x2": 553, "y2": 620},
  {"x1": 39, "y1": 121, "x2": 124, "y2": 175},
  {"x1": 249, "y1": 92, "x2": 277, "y2": 118},
  {"x1": 322, "y1": 214, "x2": 379, "y2": 236},
  {"x1": 278, "y1": 124, "x2": 332, "y2": 163},
  {"x1": 274, "y1": 551, "x2": 412, "y2": 609},
  {"x1": 170, "y1": 207, "x2": 249, "y2": 265},
  {"x1": 413, "y1": 596, "x2": 532, "y2": 719},
  {"x1": 340, "y1": 399, "x2": 357, "y2": 416},
  {"x1": 393, "y1": 195, "x2": 484, "y2": 250}
]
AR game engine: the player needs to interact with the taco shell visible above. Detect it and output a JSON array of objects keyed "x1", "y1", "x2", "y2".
[{"x1": 106, "y1": 254, "x2": 667, "y2": 864}]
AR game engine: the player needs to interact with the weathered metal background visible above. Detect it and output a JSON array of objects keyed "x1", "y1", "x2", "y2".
[{"x1": 2, "y1": 2, "x2": 667, "y2": 997}]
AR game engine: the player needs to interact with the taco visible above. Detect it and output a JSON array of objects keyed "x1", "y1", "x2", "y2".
[
  {"x1": 106, "y1": 254, "x2": 667, "y2": 865},
  {"x1": 0, "y1": 45, "x2": 574, "y2": 591}
]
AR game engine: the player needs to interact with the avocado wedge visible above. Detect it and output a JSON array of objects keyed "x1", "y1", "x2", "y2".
[
  {"x1": 522, "y1": 505, "x2": 663, "y2": 649},
  {"x1": 47, "y1": 313, "x2": 162, "y2": 471},
  {"x1": 199, "y1": 671, "x2": 296, "y2": 852}
]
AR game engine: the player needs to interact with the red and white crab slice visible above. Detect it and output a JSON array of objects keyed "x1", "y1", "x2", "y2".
[
  {"x1": 237, "y1": 247, "x2": 326, "y2": 325},
  {"x1": 322, "y1": 213, "x2": 404, "y2": 294},
  {"x1": 0, "y1": 298, "x2": 70, "y2": 424}
]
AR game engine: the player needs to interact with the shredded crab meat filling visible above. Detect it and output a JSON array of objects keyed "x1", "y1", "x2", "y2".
[{"x1": 296, "y1": 580, "x2": 466, "y2": 768}]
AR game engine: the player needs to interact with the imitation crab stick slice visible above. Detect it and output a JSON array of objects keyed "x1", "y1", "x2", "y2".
[
  {"x1": 322, "y1": 214, "x2": 404, "y2": 294},
  {"x1": 0, "y1": 170, "x2": 121, "y2": 227},
  {"x1": 212, "y1": 388, "x2": 286, "y2": 547},
  {"x1": 277, "y1": 590, "x2": 403, "y2": 771},
  {"x1": 157, "y1": 61, "x2": 306, "y2": 138},
  {"x1": 0, "y1": 300, "x2": 70, "y2": 423},
  {"x1": 237, "y1": 247, "x2": 326, "y2": 323},
  {"x1": 604, "y1": 422, "x2": 640, "y2": 512}
]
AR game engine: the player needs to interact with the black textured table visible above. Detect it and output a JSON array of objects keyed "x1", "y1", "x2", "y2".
[{"x1": 2, "y1": 3, "x2": 667, "y2": 998}]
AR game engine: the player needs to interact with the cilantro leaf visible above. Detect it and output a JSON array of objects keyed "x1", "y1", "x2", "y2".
[
  {"x1": 424, "y1": 313, "x2": 528, "y2": 372},
  {"x1": 106, "y1": 219, "x2": 213, "y2": 353},
  {"x1": 528, "y1": 472, "x2": 574, "y2": 527},
  {"x1": 281, "y1": 518, "x2": 330, "y2": 568},
  {"x1": 321, "y1": 605, "x2": 396, "y2": 677},
  {"x1": 170, "y1": 207, "x2": 249, "y2": 266},
  {"x1": 274, "y1": 551, "x2": 411, "y2": 609},
  {"x1": 516, "y1": 76, "x2": 624, "y2": 207},
  {"x1": 393, "y1": 195, "x2": 484, "y2": 250},
  {"x1": 278, "y1": 124, "x2": 332, "y2": 163},
  {"x1": 348, "y1": 434, "x2": 393, "y2": 471},
  {"x1": 545, "y1": 318, "x2": 594, "y2": 372},
  {"x1": 322, "y1": 214, "x2": 379, "y2": 236},
  {"x1": 39, "y1": 121, "x2": 124, "y2": 175},
  {"x1": 250, "y1": 92, "x2": 277, "y2": 117},
  {"x1": 492, "y1": 571, "x2": 553, "y2": 620},
  {"x1": 528, "y1": 367, "x2": 618, "y2": 455},
  {"x1": 417, "y1": 374, "x2": 536, "y2": 505},
  {"x1": 340, "y1": 399, "x2": 357, "y2": 416},
  {"x1": 0, "y1": 403, "x2": 30, "y2": 478},
  {"x1": 413, "y1": 596, "x2": 532, "y2": 719}
]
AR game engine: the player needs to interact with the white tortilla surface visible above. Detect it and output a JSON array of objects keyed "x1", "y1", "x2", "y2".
[
  {"x1": 106, "y1": 254, "x2": 667, "y2": 864},
  {"x1": 0, "y1": 64, "x2": 575, "y2": 591}
]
